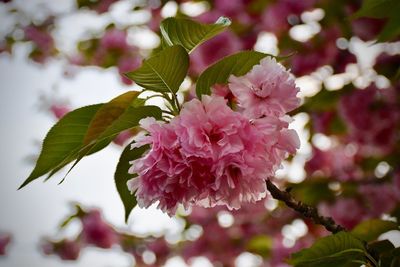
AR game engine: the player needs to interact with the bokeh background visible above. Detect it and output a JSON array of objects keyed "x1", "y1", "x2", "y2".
[{"x1": 0, "y1": 0, "x2": 399, "y2": 266}]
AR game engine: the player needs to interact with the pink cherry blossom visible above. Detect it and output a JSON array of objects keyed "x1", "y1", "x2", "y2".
[
  {"x1": 81, "y1": 210, "x2": 118, "y2": 249},
  {"x1": 229, "y1": 57, "x2": 300, "y2": 119},
  {"x1": 128, "y1": 96, "x2": 299, "y2": 215}
]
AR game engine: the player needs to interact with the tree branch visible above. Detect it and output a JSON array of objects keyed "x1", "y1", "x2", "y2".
[{"x1": 266, "y1": 179, "x2": 346, "y2": 233}]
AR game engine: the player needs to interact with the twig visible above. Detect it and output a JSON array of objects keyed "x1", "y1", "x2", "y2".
[{"x1": 266, "y1": 179, "x2": 346, "y2": 233}]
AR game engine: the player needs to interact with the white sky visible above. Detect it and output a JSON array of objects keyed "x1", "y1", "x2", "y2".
[{"x1": 0, "y1": 45, "x2": 182, "y2": 267}]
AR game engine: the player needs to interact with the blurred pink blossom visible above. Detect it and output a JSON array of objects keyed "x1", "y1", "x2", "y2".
[
  {"x1": 261, "y1": 0, "x2": 315, "y2": 36},
  {"x1": 117, "y1": 56, "x2": 142, "y2": 85},
  {"x1": 182, "y1": 215, "x2": 241, "y2": 267},
  {"x1": 113, "y1": 130, "x2": 134, "y2": 146},
  {"x1": 290, "y1": 27, "x2": 340, "y2": 76},
  {"x1": 339, "y1": 85, "x2": 400, "y2": 156},
  {"x1": 50, "y1": 104, "x2": 70, "y2": 119},
  {"x1": 319, "y1": 198, "x2": 366, "y2": 229},
  {"x1": 93, "y1": 0, "x2": 118, "y2": 14},
  {"x1": 270, "y1": 234, "x2": 303, "y2": 267},
  {"x1": 73, "y1": 28, "x2": 141, "y2": 85},
  {"x1": 42, "y1": 238, "x2": 81, "y2": 260},
  {"x1": 24, "y1": 25, "x2": 56, "y2": 63},
  {"x1": 305, "y1": 146, "x2": 362, "y2": 181},
  {"x1": 359, "y1": 184, "x2": 400, "y2": 217},
  {"x1": 196, "y1": 0, "x2": 255, "y2": 26},
  {"x1": 100, "y1": 29, "x2": 129, "y2": 51},
  {"x1": 147, "y1": 238, "x2": 170, "y2": 265},
  {"x1": 394, "y1": 171, "x2": 400, "y2": 197},
  {"x1": 0, "y1": 234, "x2": 11, "y2": 256},
  {"x1": 311, "y1": 111, "x2": 335, "y2": 134},
  {"x1": 190, "y1": 31, "x2": 242, "y2": 75},
  {"x1": 349, "y1": 4, "x2": 385, "y2": 41},
  {"x1": 81, "y1": 210, "x2": 118, "y2": 249}
]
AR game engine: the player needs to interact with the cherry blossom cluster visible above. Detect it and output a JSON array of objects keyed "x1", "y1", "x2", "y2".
[{"x1": 128, "y1": 57, "x2": 300, "y2": 215}]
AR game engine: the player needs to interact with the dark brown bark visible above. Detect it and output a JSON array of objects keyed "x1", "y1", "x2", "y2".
[{"x1": 266, "y1": 179, "x2": 346, "y2": 233}]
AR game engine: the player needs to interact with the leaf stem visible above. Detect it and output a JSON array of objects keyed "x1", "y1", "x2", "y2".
[
  {"x1": 172, "y1": 93, "x2": 181, "y2": 113},
  {"x1": 161, "y1": 109, "x2": 175, "y2": 115},
  {"x1": 162, "y1": 92, "x2": 180, "y2": 115},
  {"x1": 145, "y1": 94, "x2": 165, "y2": 101}
]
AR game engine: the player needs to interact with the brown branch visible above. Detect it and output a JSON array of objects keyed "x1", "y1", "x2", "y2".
[{"x1": 266, "y1": 179, "x2": 346, "y2": 234}]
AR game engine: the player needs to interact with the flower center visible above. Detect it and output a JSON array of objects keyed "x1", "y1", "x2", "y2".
[
  {"x1": 209, "y1": 131, "x2": 223, "y2": 143},
  {"x1": 250, "y1": 81, "x2": 275, "y2": 98}
]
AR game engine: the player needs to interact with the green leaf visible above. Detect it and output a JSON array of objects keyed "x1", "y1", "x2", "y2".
[
  {"x1": 352, "y1": 0, "x2": 400, "y2": 42},
  {"x1": 369, "y1": 239, "x2": 395, "y2": 254},
  {"x1": 378, "y1": 14, "x2": 400, "y2": 42},
  {"x1": 246, "y1": 235, "x2": 273, "y2": 257},
  {"x1": 160, "y1": 16, "x2": 231, "y2": 53},
  {"x1": 64, "y1": 104, "x2": 162, "y2": 181},
  {"x1": 195, "y1": 51, "x2": 271, "y2": 98},
  {"x1": 289, "y1": 232, "x2": 366, "y2": 267},
  {"x1": 353, "y1": 0, "x2": 399, "y2": 19},
  {"x1": 20, "y1": 91, "x2": 163, "y2": 188},
  {"x1": 19, "y1": 104, "x2": 103, "y2": 189},
  {"x1": 290, "y1": 179, "x2": 335, "y2": 205},
  {"x1": 302, "y1": 89, "x2": 344, "y2": 112},
  {"x1": 391, "y1": 247, "x2": 400, "y2": 266},
  {"x1": 83, "y1": 91, "x2": 140, "y2": 146},
  {"x1": 115, "y1": 143, "x2": 149, "y2": 223},
  {"x1": 125, "y1": 45, "x2": 189, "y2": 94},
  {"x1": 351, "y1": 219, "x2": 399, "y2": 242},
  {"x1": 368, "y1": 240, "x2": 396, "y2": 267},
  {"x1": 95, "y1": 105, "x2": 162, "y2": 142}
]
